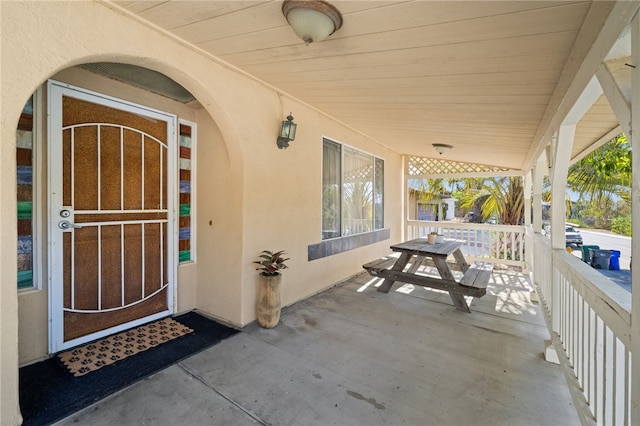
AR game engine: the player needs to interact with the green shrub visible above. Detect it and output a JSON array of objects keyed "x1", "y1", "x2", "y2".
[{"x1": 611, "y1": 215, "x2": 631, "y2": 236}]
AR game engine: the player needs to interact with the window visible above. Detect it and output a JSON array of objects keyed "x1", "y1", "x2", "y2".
[
  {"x1": 322, "y1": 138, "x2": 384, "y2": 239},
  {"x1": 178, "y1": 120, "x2": 196, "y2": 263},
  {"x1": 16, "y1": 93, "x2": 40, "y2": 289}
]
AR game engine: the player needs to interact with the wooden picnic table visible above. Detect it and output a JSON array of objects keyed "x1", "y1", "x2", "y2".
[{"x1": 363, "y1": 238, "x2": 492, "y2": 313}]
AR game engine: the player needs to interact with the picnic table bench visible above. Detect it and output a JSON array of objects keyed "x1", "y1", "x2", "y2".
[{"x1": 363, "y1": 238, "x2": 493, "y2": 312}]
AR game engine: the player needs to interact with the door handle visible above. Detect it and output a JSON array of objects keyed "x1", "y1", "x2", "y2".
[{"x1": 58, "y1": 220, "x2": 82, "y2": 230}]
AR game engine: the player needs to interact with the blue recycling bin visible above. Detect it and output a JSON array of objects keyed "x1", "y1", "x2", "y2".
[{"x1": 609, "y1": 250, "x2": 621, "y2": 270}]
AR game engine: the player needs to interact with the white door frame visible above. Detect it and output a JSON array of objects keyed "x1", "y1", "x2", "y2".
[{"x1": 47, "y1": 80, "x2": 178, "y2": 353}]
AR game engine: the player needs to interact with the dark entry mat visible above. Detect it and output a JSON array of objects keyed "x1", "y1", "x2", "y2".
[{"x1": 19, "y1": 312, "x2": 239, "y2": 426}]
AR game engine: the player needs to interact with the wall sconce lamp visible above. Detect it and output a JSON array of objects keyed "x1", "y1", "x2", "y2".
[
  {"x1": 282, "y1": 0, "x2": 343, "y2": 45},
  {"x1": 277, "y1": 113, "x2": 297, "y2": 149},
  {"x1": 432, "y1": 143, "x2": 453, "y2": 155}
]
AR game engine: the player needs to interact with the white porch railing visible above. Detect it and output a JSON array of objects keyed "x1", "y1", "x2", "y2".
[
  {"x1": 406, "y1": 220, "x2": 526, "y2": 268},
  {"x1": 532, "y1": 231, "x2": 632, "y2": 425}
]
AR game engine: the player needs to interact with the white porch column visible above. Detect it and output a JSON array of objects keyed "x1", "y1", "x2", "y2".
[
  {"x1": 524, "y1": 171, "x2": 532, "y2": 228},
  {"x1": 630, "y1": 11, "x2": 640, "y2": 425},
  {"x1": 524, "y1": 169, "x2": 537, "y2": 300},
  {"x1": 550, "y1": 125, "x2": 575, "y2": 335},
  {"x1": 550, "y1": 126, "x2": 573, "y2": 251},
  {"x1": 532, "y1": 155, "x2": 546, "y2": 234}
]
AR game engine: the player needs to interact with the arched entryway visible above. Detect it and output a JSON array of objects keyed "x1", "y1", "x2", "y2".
[{"x1": 11, "y1": 58, "x2": 246, "y2": 423}]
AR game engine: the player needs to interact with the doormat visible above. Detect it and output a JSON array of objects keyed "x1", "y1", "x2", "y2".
[
  {"x1": 58, "y1": 317, "x2": 193, "y2": 377},
  {"x1": 19, "y1": 311, "x2": 239, "y2": 426}
]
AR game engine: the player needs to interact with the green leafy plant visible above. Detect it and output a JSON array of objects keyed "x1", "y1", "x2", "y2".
[
  {"x1": 254, "y1": 250, "x2": 290, "y2": 276},
  {"x1": 611, "y1": 215, "x2": 631, "y2": 236}
]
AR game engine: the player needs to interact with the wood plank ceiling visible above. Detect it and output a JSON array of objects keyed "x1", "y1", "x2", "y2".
[{"x1": 111, "y1": 1, "x2": 623, "y2": 172}]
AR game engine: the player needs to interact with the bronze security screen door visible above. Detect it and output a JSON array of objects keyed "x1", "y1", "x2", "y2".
[{"x1": 48, "y1": 81, "x2": 177, "y2": 353}]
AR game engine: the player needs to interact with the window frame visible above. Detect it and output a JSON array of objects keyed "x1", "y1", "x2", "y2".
[{"x1": 321, "y1": 137, "x2": 384, "y2": 240}]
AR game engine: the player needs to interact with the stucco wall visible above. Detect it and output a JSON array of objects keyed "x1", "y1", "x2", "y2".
[
  {"x1": 1, "y1": 2, "x2": 402, "y2": 424},
  {"x1": 238, "y1": 105, "x2": 403, "y2": 321},
  {"x1": 192, "y1": 106, "x2": 245, "y2": 323}
]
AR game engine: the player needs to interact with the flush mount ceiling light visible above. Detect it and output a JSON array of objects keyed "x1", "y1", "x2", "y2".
[
  {"x1": 282, "y1": 0, "x2": 343, "y2": 45},
  {"x1": 432, "y1": 144, "x2": 453, "y2": 155}
]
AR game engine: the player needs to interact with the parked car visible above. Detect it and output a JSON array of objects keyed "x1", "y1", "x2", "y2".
[{"x1": 565, "y1": 226, "x2": 583, "y2": 247}]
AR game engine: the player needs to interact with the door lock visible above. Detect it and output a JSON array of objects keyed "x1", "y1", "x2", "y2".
[{"x1": 58, "y1": 220, "x2": 82, "y2": 230}]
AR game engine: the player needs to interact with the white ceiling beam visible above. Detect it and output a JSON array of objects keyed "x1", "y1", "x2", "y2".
[
  {"x1": 563, "y1": 76, "x2": 602, "y2": 125},
  {"x1": 596, "y1": 62, "x2": 632, "y2": 137},
  {"x1": 523, "y1": 1, "x2": 640, "y2": 173}
]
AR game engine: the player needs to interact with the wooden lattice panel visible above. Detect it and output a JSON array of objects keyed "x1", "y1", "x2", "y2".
[{"x1": 407, "y1": 156, "x2": 514, "y2": 176}]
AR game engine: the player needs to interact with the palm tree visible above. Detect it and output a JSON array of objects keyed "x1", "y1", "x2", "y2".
[
  {"x1": 568, "y1": 134, "x2": 631, "y2": 205},
  {"x1": 566, "y1": 134, "x2": 631, "y2": 228},
  {"x1": 413, "y1": 178, "x2": 448, "y2": 202},
  {"x1": 456, "y1": 177, "x2": 524, "y2": 225}
]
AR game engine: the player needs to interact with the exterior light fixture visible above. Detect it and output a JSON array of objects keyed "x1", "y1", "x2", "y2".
[
  {"x1": 432, "y1": 144, "x2": 453, "y2": 155},
  {"x1": 277, "y1": 113, "x2": 297, "y2": 149},
  {"x1": 282, "y1": 0, "x2": 343, "y2": 45}
]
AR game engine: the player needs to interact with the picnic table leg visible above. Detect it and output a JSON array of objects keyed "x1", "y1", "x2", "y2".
[
  {"x1": 378, "y1": 252, "x2": 412, "y2": 293},
  {"x1": 452, "y1": 249, "x2": 470, "y2": 273},
  {"x1": 447, "y1": 293, "x2": 471, "y2": 312},
  {"x1": 432, "y1": 256, "x2": 471, "y2": 313},
  {"x1": 406, "y1": 255, "x2": 426, "y2": 274}
]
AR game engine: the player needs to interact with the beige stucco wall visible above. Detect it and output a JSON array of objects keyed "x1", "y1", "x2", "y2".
[
  {"x1": 237, "y1": 106, "x2": 403, "y2": 317},
  {"x1": 1, "y1": 2, "x2": 402, "y2": 424}
]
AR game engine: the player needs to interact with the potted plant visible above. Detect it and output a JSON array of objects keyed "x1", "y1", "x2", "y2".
[
  {"x1": 253, "y1": 250, "x2": 289, "y2": 328},
  {"x1": 427, "y1": 231, "x2": 437, "y2": 244}
]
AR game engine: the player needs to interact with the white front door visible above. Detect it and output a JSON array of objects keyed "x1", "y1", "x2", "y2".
[{"x1": 48, "y1": 81, "x2": 177, "y2": 353}]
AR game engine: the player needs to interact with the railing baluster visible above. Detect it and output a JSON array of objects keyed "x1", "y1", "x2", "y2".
[
  {"x1": 612, "y1": 334, "x2": 617, "y2": 426},
  {"x1": 586, "y1": 307, "x2": 595, "y2": 403},
  {"x1": 579, "y1": 297, "x2": 585, "y2": 393},
  {"x1": 625, "y1": 347, "x2": 630, "y2": 426},
  {"x1": 569, "y1": 286, "x2": 573, "y2": 366},
  {"x1": 571, "y1": 290, "x2": 580, "y2": 368},
  {"x1": 600, "y1": 321, "x2": 608, "y2": 424},
  {"x1": 594, "y1": 316, "x2": 598, "y2": 421}
]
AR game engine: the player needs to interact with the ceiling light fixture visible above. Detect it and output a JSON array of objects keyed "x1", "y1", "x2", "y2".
[
  {"x1": 282, "y1": 0, "x2": 343, "y2": 45},
  {"x1": 432, "y1": 144, "x2": 453, "y2": 155}
]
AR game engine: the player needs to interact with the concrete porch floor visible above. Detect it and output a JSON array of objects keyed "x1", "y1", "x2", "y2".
[{"x1": 55, "y1": 268, "x2": 579, "y2": 426}]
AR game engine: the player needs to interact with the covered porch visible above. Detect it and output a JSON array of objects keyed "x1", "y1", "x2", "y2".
[
  {"x1": 56, "y1": 267, "x2": 577, "y2": 425},
  {"x1": 2, "y1": 1, "x2": 640, "y2": 425}
]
